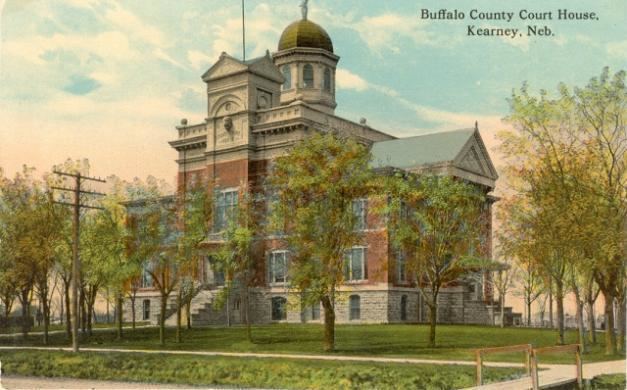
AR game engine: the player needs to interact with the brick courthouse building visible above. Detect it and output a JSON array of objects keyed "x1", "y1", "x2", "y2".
[{"x1": 126, "y1": 9, "x2": 506, "y2": 327}]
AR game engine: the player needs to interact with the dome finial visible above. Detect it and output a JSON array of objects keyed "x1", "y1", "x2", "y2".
[{"x1": 300, "y1": 0, "x2": 308, "y2": 20}]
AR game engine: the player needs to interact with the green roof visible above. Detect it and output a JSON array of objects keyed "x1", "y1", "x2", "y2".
[
  {"x1": 278, "y1": 19, "x2": 334, "y2": 53},
  {"x1": 370, "y1": 128, "x2": 475, "y2": 169}
]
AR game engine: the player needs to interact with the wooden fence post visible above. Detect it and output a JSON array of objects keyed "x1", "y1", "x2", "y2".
[
  {"x1": 530, "y1": 350, "x2": 539, "y2": 390},
  {"x1": 476, "y1": 350, "x2": 483, "y2": 386},
  {"x1": 575, "y1": 344, "x2": 583, "y2": 388}
]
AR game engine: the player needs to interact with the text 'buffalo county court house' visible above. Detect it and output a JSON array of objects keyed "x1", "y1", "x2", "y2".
[{"x1": 127, "y1": 9, "x2": 504, "y2": 327}]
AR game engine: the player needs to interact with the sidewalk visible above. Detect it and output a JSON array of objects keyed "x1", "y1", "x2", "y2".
[
  {"x1": 0, "y1": 345, "x2": 622, "y2": 390},
  {"x1": 0, "y1": 345, "x2": 529, "y2": 368},
  {"x1": 463, "y1": 359, "x2": 626, "y2": 390},
  {"x1": 1, "y1": 375, "x2": 214, "y2": 390}
]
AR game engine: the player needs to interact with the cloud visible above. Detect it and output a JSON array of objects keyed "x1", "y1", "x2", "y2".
[
  {"x1": 335, "y1": 68, "x2": 369, "y2": 91},
  {"x1": 325, "y1": 12, "x2": 458, "y2": 55},
  {"x1": 607, "y1": 40, "x2": 627, "y2": 59},
  {"x1": 102, "y1": 2, "x2": 165, "y2": 47},
  {"x1": 336, "y1": 68, "x2": 504, "y2": 133},
  {"x1": 187, "y1": 50, "x2": 213, "y2": 70}
]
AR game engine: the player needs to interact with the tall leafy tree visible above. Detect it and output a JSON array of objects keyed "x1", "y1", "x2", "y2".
[
  {"x1": 211, "y1": 188, "x2": 255, "y2": 341},
  {"x1": 125, "y1": 176, "x2": 177, "y2": 345},
  {"x1": 387, "y1": 174, "x2": 487, "y2": 347},
  {"x1": 173, "y1": 179, "x2": 212, "y2": 342},
  {"x1": 498, "y1": 67, "x2": 626, "y2": 354},
  {"x1": 269, "y1": 132, "x2": 374, "y2": 352}
]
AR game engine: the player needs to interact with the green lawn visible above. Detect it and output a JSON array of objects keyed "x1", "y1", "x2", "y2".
[
  {"x1": 588, "y1": 373, "x2": 627, "y2": 390},
  {"x1": 2, "y1": 323, "x2": 623, "y2": 364},
  {"x1": 0, "y1": 321, "x2": 150, "y2": 334},
  {"x1": 0, "y1": 350, "x2": 523, "y2": 390}
]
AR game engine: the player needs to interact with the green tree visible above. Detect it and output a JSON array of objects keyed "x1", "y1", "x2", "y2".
[
  {"x1": 0, "y1": 166, "x2": 41, "y2": 338},
  {"x1": 387, "y1": 174, "x2": 487, "y2": 347},
  {"x1": 173, "y1": 179, "x2": 212, "y2": 343},
  {"x1": 269, "y1": 133, "x2": 375, "y2": 352},
  {"x1": 125, "y1": 176, "x2": 176, "y2": 345},
  {"x1": 498, "y1": 68, "x2": 626, "y2": 354},
  {"x1": 211, "y1": 188, "x2": 255, "y2": 341}
]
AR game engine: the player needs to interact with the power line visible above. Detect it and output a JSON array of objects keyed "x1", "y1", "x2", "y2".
[{"x1": 51, "y1": 171, "x2": 106, "y2": 353}]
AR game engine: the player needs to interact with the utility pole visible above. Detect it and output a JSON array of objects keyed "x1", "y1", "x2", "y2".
[{"x1": 52, "y1": 171, "x2": 106, "y2": 352}]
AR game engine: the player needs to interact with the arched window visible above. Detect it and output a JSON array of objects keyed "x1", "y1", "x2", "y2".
[
  {"x1": 323, "y1": 68, "x2": 331, "y2": 92},
  {"x1": 271, "y1": 296, "x2": 287, "y2": 320},
  {"x1": 349, "y1": 295, "x2": 360, "y2": 320},
  {"x1": 303, "y1": 64, "x2": 314, "y2": 88},
  {"x1": 400, "y1": 295, "x2": 408, "y2": 321},
  {"x1": 282, "y1": 65, "x2": 291, "y2": 90}
]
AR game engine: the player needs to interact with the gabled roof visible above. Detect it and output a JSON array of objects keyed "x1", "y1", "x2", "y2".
[
  {"x1": 201, "y1": 52, "x2": 283, "y2": 83},
  {"x1": 370, "y1": 128, "x2": 498, "y2": 181}
]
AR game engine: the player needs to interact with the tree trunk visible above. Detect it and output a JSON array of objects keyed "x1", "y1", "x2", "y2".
[
  {"x1": 587, "y1": 299, "x2": 596, "y2": 344},
  {"x1": 575, "y1": 295, "x2": 586, "y2": 353},
  {"x1": 176, "y1": 291, "x2": 182, "y2": 343},
  {"x1": 321, "y1": 295, "x2": 335, "y2": 352},
  {"x1": 79, "y1": 287, "x2": 86, "y2": 334},
  {"x1": 19, "y1": 288, "x2": 31, "y2": 340},
  {"x1": 500, "y1": 294, "x2": 505, "y2": 328},
  {"x1": 617, "y1": 296, "x2": 625, "y2": 353},
  {"x1": 549, "y1": 287, "x2": 554, "y2": 329},
  {"x1": 186, "y1": 302, "x2": 191, "y2": 330},
  {"x1": 244, "y1": 286, "x2": 251, "y2": 342},
  {"x1": 428, "y1": 303, "x2": 437, "y2": 347},
  {"x1": 129, "y1": 294, "x2": 136, "y2": 330},
  {"x1": 42, "y1": 292, "x2": 50, "y2": 345},
  {"x1": 603, "y1": 291, "x2": 616, "y2": 355},
  {"x1": 555, "y1": 281, "x2": 565, "y2": 345},
  {"x1": 159, "y1": 292, "x2": 167, "y2": 346},
  {"x1": 526, "y1": 299, "x2": 532, "y2": 327},
  {"x1": 116, "y1": 294, "x2": 123, "y2": 340},
  {"x1": 64, "y1": 280, "x2": 71, "y2": 339}
]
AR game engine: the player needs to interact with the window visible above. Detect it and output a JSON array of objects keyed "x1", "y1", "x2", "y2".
[
  {"x1": 271, "y1": 296, "x2": 287, "y2": 320},
  {"x1": 352, "y1": 199, "x2": 367, "y2": 231},
  {"x1": 344, "y1": 247, "x2": 367, "y2": 281},
  {"x1": 142, "y1": 299, "x2": 151, "y2": 320},
  {"x1": 323, "y1": 68, "x2": 331, "y2": 92},
  {"x1": 349, "y1": 295, "x2": 360, "y2": 320},
  {"x1": 311, "y1": 303, "x2": 320, "y2": 320},
  {"x1": 400, "y1": 295, "x2": 408, "y2": 321},
  {"x1": 269, "y1": 251, "x2": 289, "y2": 284},
  {"x1": 266, "y1": 191, "x2": 284, "y2": 235},
  {"x1": 282, "y1": 65, "x2": 291, "y2": 90},
  {"x1": 205, "y1": 256, "x2": 225, "y2": 286},
  {"x1": 214, "y1": 189, "x2": 238, "y2": 231},
  {"x1": 397, "y1": 249, "x2": 407, "y2": 282},
  {"x1": 140, "y1": 263, "x2": 153, "y2": 288},
  {"x1": 303, "y1": 64, "x2": 314, "y2": 88}
]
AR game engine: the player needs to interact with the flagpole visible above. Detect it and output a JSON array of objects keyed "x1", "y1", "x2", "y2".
[{"x1": 242, "y1": 0, "x2": 246, "y2": 61}]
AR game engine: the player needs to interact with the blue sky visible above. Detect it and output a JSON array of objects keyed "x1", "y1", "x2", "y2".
[{"x1": 0, "y1": 0, "x2": 625, "y2": 184}]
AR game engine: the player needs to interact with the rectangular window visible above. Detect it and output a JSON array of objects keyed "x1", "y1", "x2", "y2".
[
  {"x1": 344, "y1": 247, "x2": 367, "y2": 281},
  {"x1": 311, "y1": 304, "x2": 320, "y2": 320},
  {"x1": 206, "y1": 256, "x2": 225, "y2": 286},
  {"x1": 266, "y1": 191, "x2": 284, "y2": 235},
  {"x1": 349, "y1": 295, "x2": 360, "y2": 320},
  {"x1": 142, "y1": 299, "x2": 150, "y2": 320},
  {"x1": 214, "y1": 189, "x2": 238, "y2": 231},
  {"x1": 271, "y1": 297, "x2": 287, "y2": 320},
  {"x1": 269, "y1": 251, "x2": 288, "y2": 284},
  {"x1": 352, "y1": 199, "x2": 367, "y2": 231},
  {"x1": 140, "y1": 263, "x2": 153, "y2": 288},
  {"x1": 397, "y1": 249, "x2": 407, "y2": 282}
]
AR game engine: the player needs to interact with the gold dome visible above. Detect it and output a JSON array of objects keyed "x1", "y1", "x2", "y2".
[{"x1": 278, "y1": 19, "x2": 333, "y2": 53}]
